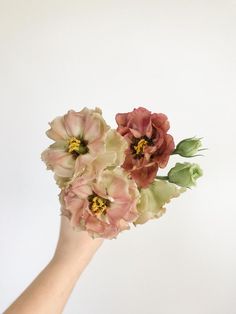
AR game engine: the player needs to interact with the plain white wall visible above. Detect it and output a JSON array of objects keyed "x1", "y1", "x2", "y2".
[{"x1": 0, "y1": 1, "x2": 236, "y2": 313}]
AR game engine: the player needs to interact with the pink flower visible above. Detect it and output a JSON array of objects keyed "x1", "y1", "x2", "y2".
[
  {"x1": 115, "y1": 107, "x2": 175, "y2": 188},
  {"x1": 41, "y1": 107, "x2": 113, "y2": 188},
  {"x1": 59, "y1": 168, "x2": 140, "y2": 239}
]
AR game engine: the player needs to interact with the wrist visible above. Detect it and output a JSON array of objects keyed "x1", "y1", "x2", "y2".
[{"x1": 52, "y1": 231, "x2": 104, "y2": 270}]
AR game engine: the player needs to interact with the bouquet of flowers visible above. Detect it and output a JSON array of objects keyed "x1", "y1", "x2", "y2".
[{"x1": 41, "y1": 107, "x2": 204, "y2": 239}]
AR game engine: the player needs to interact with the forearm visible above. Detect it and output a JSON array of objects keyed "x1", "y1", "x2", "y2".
[
  {"x1": 4, "y1": 254, "x2": 89, "y2": 314},
  {"x1": 4, "y1": 220, "x2": 103, "y2": 314}
]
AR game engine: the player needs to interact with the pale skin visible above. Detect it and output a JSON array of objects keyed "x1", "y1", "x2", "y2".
[{"x1": 4, "y1": 215, "x2": 104, "y2": 314}]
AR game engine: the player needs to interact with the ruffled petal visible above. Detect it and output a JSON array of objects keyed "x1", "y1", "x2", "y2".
[
  {"x1": 151, "y1": 113, "x2": 170, "y2": 132},
  {"x1": 46, "y1": 116, "x2": 68, "y2": 141},
  {"x1": 105, "y1": 129, "x2": 128, "y2": 166},
  {"x1": 130, "y1": 107, "x2": 152, "y2": 134},
  {"x1": 131, "y1": 164, "x2": 158, "y2": 188},
  {"x1": 64, "y1": 110, "x2": 84, "y2": 138},
  {"x1": 115, "y1": 112, "x2": 129, "y2": 127},
  {"x1": 41, "y1": 148, "x2": 75, "y2": 177},
  {"x1": 134, "y1": 179, "x2": 186, "y2": 225},
  {"x1": 83, "y1": 108, "x2": 109, "y2": 143}
]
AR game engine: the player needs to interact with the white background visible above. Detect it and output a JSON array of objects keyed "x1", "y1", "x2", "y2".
[{"x1": 0, "y1": 1, "x2": 236, "y2": 313}]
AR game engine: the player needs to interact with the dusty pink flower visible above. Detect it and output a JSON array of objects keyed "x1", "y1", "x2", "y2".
[
  {"x1": 72, "y1": 129, "x2": 128, "y2": 180},
  {"x1": 41, "y1": 107, "x2": 126, "y2": 188},
  {"x1": 59, "y1": 168, "x2": 140, "y2": 239},
  {"x1": 116, "y1": 107, "x2": 175, "y2": 188}
]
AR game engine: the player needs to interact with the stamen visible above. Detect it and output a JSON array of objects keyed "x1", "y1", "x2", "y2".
[
  {"x1": 67, "y1": 137, "x2": 89, "y2": 157},
  {"x1": 130, "y1": 136, "x2": 154, "y2": 159},
  {"x1": 88, "y1": 194, "x2": 110, "y2": 216},
  {"x1": 68, "y1": 137, "x2": 81, "y2": 154},
  {"x1": 134, "y1": 138, "x2": 148, "y2": 155}
]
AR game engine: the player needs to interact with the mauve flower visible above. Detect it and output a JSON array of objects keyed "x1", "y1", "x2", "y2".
[
  {"x1": 59, "y1": 168, "x2": 140, "y2": 239},
  {"x1": 115, "y1": 107, "x2": 175, "y2": 188},
  {"x1": 41, "y1": 107, "x2": 126, "y2": 188},
  {"x1": 134, "y1": 179, "x2": 186, "y2": 225}
]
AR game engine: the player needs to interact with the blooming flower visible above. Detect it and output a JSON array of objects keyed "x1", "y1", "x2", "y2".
[
  {"x1": 73, "y1": 129, "x2": 128, "y2": 179},
  {"x1": 59, "y1": 168, "x2": 140, "y2": 239},
  {"x1": 168, "y1": 162, "x2": 203, "y2": 188},
  {"x1": 134, "y1": 179, "x2": 186, "y2": 225},
  {"x1": 115, "y1": 107, "x2": 175, "y2": 188},
  {"x1": 41, "y1": 107, "x2": 126, "y2": 188}
]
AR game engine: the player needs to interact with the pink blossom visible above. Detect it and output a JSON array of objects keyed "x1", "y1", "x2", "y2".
[
  {"x1": 41, "y1": 108, "x2": 126, "y2": 188},
  {"x1": 59, "y1": 168, "x2": 140, "y2": 239},
  {"x1": 116, "y1": 107, "x2": 175, "y2": 188}
]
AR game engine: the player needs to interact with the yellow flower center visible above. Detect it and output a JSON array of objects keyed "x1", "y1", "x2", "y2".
[
  {"x1": 134, "y1": 138, "x2": 148, "y2": 155},
  {"x1": 91, "y1": 196, "x2": 107, "y2": 215},
  {"x1": 68, "y1": 137, "x2": 81, "y2": 154},
  {"x1": 88, "y1": 194, "x2": 110, "y2": 216}
]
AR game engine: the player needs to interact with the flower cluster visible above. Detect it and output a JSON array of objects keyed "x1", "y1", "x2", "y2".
[{"x1": 41, "y1": 106, "x2": 204, "y2": 239}]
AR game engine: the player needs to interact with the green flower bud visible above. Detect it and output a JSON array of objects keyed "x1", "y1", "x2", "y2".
[
  {"x1": 168, "y1": 162, "x2": 203, "y2": 188},
  {"x1": 173, "y1": 136, "x2": 203, "y2": 157}
]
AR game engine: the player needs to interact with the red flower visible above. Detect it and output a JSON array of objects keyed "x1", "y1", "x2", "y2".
[{"x1": 115, "y1": 107, "x2": 175, "y2": 188}]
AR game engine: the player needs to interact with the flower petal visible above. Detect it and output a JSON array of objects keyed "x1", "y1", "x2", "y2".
[
  {"x1": 46, "y1": 116, "x2": 68, "y2": 141},
  {"x1": 64, "y1": 110, "x2": 85, "y2": 138},
  {"x1": 83, "y1": 109, "x2": 109, "y2": 143},
  {"x1": 41, "y1": 148, "x2": 75, "y2": 177},
  {"x1": 105, "y1": 129, "x2": 128, "y2": 166},
  {"x1": 151, "y1": 113, "x2": 170, "y2": 132},
  {"x1": 134, "y1": 179, "x2": 186, "y2": 225},
  {"x1": 131, "y1": 164, "x2": 158, "y2": 188}
]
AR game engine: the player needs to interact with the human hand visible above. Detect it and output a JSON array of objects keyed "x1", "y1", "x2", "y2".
[
  {"x1": 4, "y1": 215, "x2": 104, "y2": 314},
  {"x1": 52, "y1": 215, "x2": 104, "y2": 272}
]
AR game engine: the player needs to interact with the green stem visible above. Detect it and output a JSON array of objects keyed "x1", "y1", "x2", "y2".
[{"x1": 156, "y1": 175, "x2": 169, "y2": 180}]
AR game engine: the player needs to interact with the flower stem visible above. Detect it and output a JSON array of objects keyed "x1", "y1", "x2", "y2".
[{"x1": 156, "y1": 176, "x2": 169, "y2": 180}]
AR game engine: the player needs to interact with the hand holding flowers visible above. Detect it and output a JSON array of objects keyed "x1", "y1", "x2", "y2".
[{"x1": 41, "y1": 106, "x2": 204, "y2": 239}]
